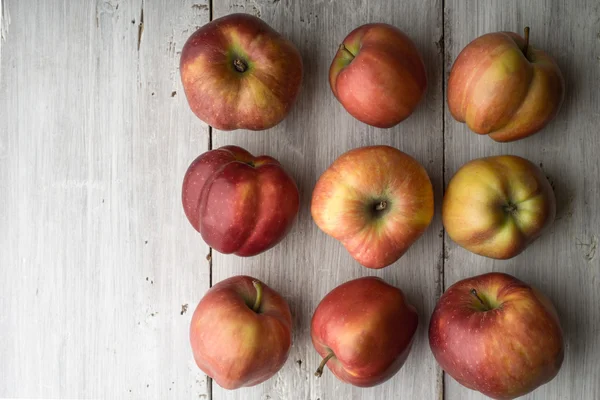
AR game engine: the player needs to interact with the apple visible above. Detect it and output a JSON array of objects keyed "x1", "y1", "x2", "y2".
[
  {"x1": 311, "y1": 277, "x2": 418, "y2": 387},
  {"x1": 329, "y1": 23, "x2": 427, "y2": 128},
  {"x1": 190, "y1": 275, "x2": 292, "y2": 390},
  {"x1": 442, "y1": 155, "x2": 555, "y2": 259},
  {"x1": 182, "y1": 145, "x2": 299, "y2": 256},
  {"x1": 429, "y1": 272, "x2": 564, "y2": 399},
  {"x1": 311, "y1": 145, "x2": 434, "y2": 269},
  {"x1": 180, "y1": 13, "x2": 303, "y2": 131},
  {"x1": 447, "y1": 27, "x2": 565, "y2": 142}
]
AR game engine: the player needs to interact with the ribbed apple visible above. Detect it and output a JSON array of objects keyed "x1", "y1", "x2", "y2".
[
  {"x1": 311, "y1": 277, "x2": 418, "y2": 387},
  {"x1": 190, "y1": 276, "x2": 292, "y2": 389},
  {"x1": 329, "y1": 23, "x2": 427, "y2": 128},
  {"x1": 443, "y1": 155, "x2": 555, "y2": 259},
  {"x1": 429, "y1": 272, "x2": 564, "y2": 399},
  {"x1": 311, "y1": 145, "x2": 434, "y2": 269},
  {"x1": 180, "y1": 13, "x2": 303, "y2": 131},
  {"x1": 182, "y1": 145, "x2": 299, "y2": 256},
  {"x1": 447, "y1": 27, "x2": 564, "y2": 142}
]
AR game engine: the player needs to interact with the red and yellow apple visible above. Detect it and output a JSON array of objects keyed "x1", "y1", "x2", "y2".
[
  {"x1": 182, "y1": 145, "x2": 299, "y2": 256},
  {"x1": 429, "y1": 272, "x2": 564, "y2": 399},
  {"x1": 442, "y1": 155, "x2": 555, "y2": 259},
  {"x1": 190, "y1": 276, "x2": 292, "y2": 389},
  {"x1": 447, "y1": 27, "x2": 565, "y2": 142},
  {"x1": 329, "y1": 23, "x2": 427, "y2": 128},
  {"x1": 180, "y1": 13, "x2": 303, "y2": 130},
  {"x1": 311, "y1": 145, "x2": 434, "y2": 269},
  {"x1": 311, "y1": 277, "x2": 418, "y2": 387}
]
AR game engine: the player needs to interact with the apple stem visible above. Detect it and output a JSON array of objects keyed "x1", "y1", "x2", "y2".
[
  {"x1": 470, "y1": 289, "x2": 486, "y2": 307},
  {"x1": 375, "y1": 201, "x2": 387, "y2": 211},
  {"x1": 523, "y1": 26, "x2": 530, "y2": 56},
  {"x1": 314, "y1": 352, "x2": 335, "y2": 378},
  {"x1": 252, "y1": 281, "x2": 263, "y2": 313},
  {"x1": 233, "y1": 58, "x2": 248, "y2": 73},
  {"x1": 338, "y1": 44, "x2": 355, "y2": 60}
]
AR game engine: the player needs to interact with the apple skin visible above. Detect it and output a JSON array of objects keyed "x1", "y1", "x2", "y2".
[
  {"x1": 447, "y1": 28, "x2": 564, "y2": 142},
  {"x1": 329, "y1": 23, "x2": 427, "y2": 128},
  {"x1": 311, "y1": 145, "x2": 434, "y2": 269},
  {"x1": 311, "y1": 277, "x2": 418, "y2": 387},
  {"x1": 429, "y1": 272, "x2": 564, "y2": 399},
  {"x1": 182, "y1": 145, "x2": 299, "y2": 256},
  {"x1": 442, "y1": 155, "x2": 556, "y2": 259},
  {"x1": 180, "y1": 13, "x2": 303, "y2": 131},
  {"x1": 190, "y1": 276, "x2": 292, "y2": 390}
]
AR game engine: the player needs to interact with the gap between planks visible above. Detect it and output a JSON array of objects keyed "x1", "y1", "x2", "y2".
[{"x1": 207, "y1": 1, "x2": 214, "y2": 399}]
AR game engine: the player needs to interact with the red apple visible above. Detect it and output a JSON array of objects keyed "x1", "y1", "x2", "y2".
[
  {"x1": 182, "y1": 145, "x2": 299, "y2": 256},
  {"x1": 442, "y1": 155, "x2": 556, "y2": 259},
  {"x1": 447, "y1": 27, "x2": 564, "y2": 142},
  {"x1": 311, "y1": 145, "x2": 434, "y2": 269},
  {"x1": 311, "y1": 277, "x2": 418, "y2": 387},
  {"x1": 180, "y1": 13, "x2": 303, "y2": 131},
  {"x1": 190, "y1": 276, "x2": 292, "y2": 389},
  {"x1": 429, "y1": 272, "x2": 564, "y2": 399},
  {"x1": 329, "y1": 23, "x2": 427, "y2": 128}
]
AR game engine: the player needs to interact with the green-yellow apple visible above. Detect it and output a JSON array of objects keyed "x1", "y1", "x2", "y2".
[
  {"x1": 311, "y1": 145, "x2": 434, "y2": 269},
  {"x1": 182, "y1": 145, "x2": 299, "y2": 256},
  {"x1": 190, "y1": 276, "x2": 292, "y2": 390},
  {"x1": 329, "y1": 23, "x2": 427, "y2": 128},
  {"x1": 180, "y1": 14, "x2": 303, "y2": 130},
  {"x1": 442, "y1": 155, "x2": 555, "y2": 259},
  {"x1": 447, "y1": 27, "x2": 564, "y2": 142},
  {"x1": 429, "y1": 272, "x2": 564, "y2": 399},
  {"x1": 311, "y1": 277, "x2": 418, "y2": 387}
]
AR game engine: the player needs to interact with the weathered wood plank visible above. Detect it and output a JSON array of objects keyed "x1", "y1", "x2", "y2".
[
  {"x1": 444, "y1": 0, "x2": 600, "y2": 399},
  {"x1": 0, "y1": 0, "x2": 211, "y2": 398},
  {"x1": 210, "y1": 1, "x2": 444, "y2": 399}
]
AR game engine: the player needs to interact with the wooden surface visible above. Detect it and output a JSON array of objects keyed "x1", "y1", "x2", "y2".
[
  {"x1": 0, "y1": 1, "x2": 598, "y2": 400},
  {"x1": 0, "y1": 0, "x2": 211, "y2": 398}
]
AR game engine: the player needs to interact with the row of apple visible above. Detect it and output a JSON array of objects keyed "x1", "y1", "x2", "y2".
[
  {"x1": 180, "y1": 15, "x2": 564, "y2": 140},
  {"x1": 189, "y1": 272, "x2": 562, "y2": 399},
  {"x1": 178, "y1": 13, "x2": 565, "y2": 400},
  {"x1": 183, "y1": 144, "x2": 555, "y2": 267}
]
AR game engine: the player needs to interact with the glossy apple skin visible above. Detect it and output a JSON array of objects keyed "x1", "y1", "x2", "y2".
[
  {"x1": 442, "y1": 155, "x2": 555, "y2": 259},
  {"x1": 190, "y1": 276, "x2": 292, "y2": 390},
  {"x1": 311, "y1": 277, "x2": 418, "y2": 387},
  {"x1": 329, "y1": 23, "x2": 427, "y2": 128},
  {"x1": 429, "y1": 272, "x2": 564, "y2": 399},
  {"x1": 182, "y1": 145, "x2": 299, "y2": 256},
  {"x1": 180, "y1": 13, "x2": 303, "y2": 131},
  {"x1": 447, "y1": 29, "x2": 564, "y2": 142},
  {"x1": 311, "y1": 145, "x2": 434, "y2": 269}
]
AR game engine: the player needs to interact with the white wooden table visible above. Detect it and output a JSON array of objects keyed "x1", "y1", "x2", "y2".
[{"x1": 1, "y1": 0, "x2": 598, "y2": 399}]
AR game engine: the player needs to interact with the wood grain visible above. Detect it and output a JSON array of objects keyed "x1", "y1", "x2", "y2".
[
  {"x1": 444, "y1": 0, "x2": 600, "y2": 399},
  {"x1": 210, "y1": 1, "x2": 444, "y2": 399},
  {"x1": 2, "y1": 0, "x2": 598, "y2": 399},
  {"x1": 0, "y1": 0, "x2": 211, "y2": 398}
]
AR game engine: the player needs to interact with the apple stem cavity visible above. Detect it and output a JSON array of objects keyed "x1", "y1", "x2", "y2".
[
  {"x1": 470, "y1": 288, "x2": 486, "y2": 308},
  {"x1": 314, "y1": 352, "x2": 335, "y2": 378},
  {"x1": 233, "y1": 58, "x2": 248, "y2": 73},
  {"x1": 504, "y1": 202, "x2": 518, "y2": 215},
  {"x1": 339, "y1": 44, "x2": 356, "y2": 60},
  {"x1": 523, "y1": 26, "x2": 530, "y2": 56},
  {"x1": 252, "y1": 280, "x2": 263, "y2": 313}
]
